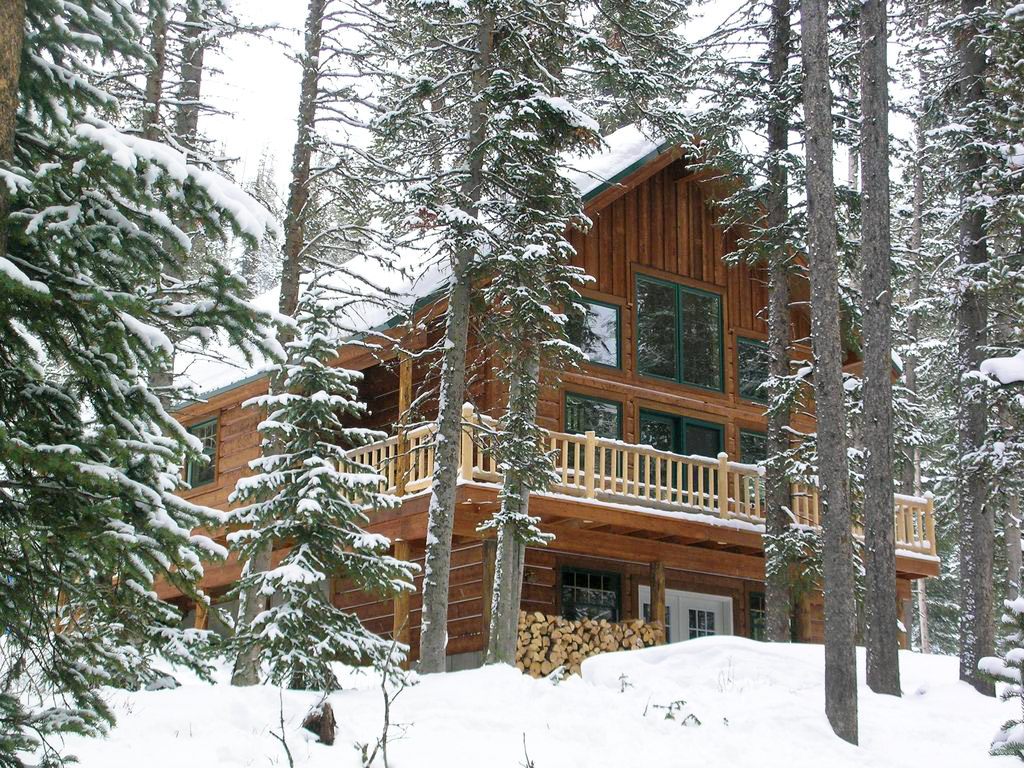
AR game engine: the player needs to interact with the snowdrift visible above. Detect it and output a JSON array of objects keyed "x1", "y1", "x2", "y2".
[{"x1": 61, "y1": 637, "x2": 1007, "y2": 767}]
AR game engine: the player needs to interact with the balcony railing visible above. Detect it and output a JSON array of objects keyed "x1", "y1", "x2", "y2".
[{"x1": 349, "y1": 403, "x2": 937, "y2": 557}]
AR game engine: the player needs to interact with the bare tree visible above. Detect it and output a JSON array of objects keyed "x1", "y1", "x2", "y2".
[
  {"x1": 763, "y1": 0, "x2": 795, "y2": 643},
  {"x1": 954, "y1": 0, "x2": 994, "y2": 697},
  {"x1": 801, "y1": 0, "x2": 858, "y2": 743},
  {"x1": 859, "y1": 0, "x2": 901, "y2": 696}
]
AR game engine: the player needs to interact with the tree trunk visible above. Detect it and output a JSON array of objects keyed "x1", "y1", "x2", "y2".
[
  {"x1": 486, "y1": 354, "x2": 539, "y2": 665},
  {"x1": 142, "y1": 0, "x2": 167, "y2": 141},
  {"x1": 801, "y1": 0, "x2": 858, "y2": 743},
  {"x1": 1008, "y1": 493, "x2": 1022, "y2": 603},
  {"x1": 418, "y1": 9, "x2": 494, "y2": 674},
  {"x1": 175, "y1": 0, "x2": 206, "y2": 157},
  {"x1": 0, "y1": 0, "x2": 24, "y2": 265},
  {"x1": 859, "y1": 0, "x2": 901, "y2": 697},
  {"x1": 954, "y1": 0, "x2": 994, "y2": 698},
  {"x1": 231, "y1": 0, "x2": 326, "y2": 688},
  {"x1": 763, "y1": 0, "x2": 794, "y2": 644}
]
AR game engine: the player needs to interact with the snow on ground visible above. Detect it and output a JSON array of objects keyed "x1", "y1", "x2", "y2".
[{"x1": 61, "y1": 638, "x2": 1007, "y2": 767}]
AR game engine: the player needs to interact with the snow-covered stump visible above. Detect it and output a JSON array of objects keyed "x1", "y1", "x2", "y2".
[{"x1": 515, "y1": 611, "x2": 664, "y2": 677}]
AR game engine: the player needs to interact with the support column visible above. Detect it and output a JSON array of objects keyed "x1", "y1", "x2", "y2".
[
  {"x1": 395, "y1": 354, "x2": 413, "y2": 495},
  {"x1": 650, "y1": 560, "x2": 666, "y2": 644},
  {"x1": 393, "y1": 539, "x2": 411, "y2": 649},
  {"x1": 194, "y1": 599, "x2": 209, "y2": 630}
]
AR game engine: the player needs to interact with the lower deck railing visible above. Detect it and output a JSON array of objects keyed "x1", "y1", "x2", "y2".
[{"x1": 348, "y1": 403, "x2": 937, "y2": 557}]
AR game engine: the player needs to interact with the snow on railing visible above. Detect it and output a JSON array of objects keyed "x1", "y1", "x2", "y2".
[{"x1": 348, "y1": 403, "x2": 936, "y2": 556}]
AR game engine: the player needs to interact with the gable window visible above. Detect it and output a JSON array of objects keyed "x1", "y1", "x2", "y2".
[
  {"x1": 561, "y1": 568, "x2": 620, "y2": 621},
  {"x1": 737, "y1": 336, "x2": 770, "y2": 403},
  {"x1": 739, "y1": 429, "x2": 768, "y2": 465},
  {"x1": 565, "y1": 392, "x2": 622, "y2": 440},
  {"x1": 636, "y1": 275, "x2": 723, "y2": 390},
  {"x1": 567, "y1": 299, "x2": 620, "y2": 368},
  {"x1": 186, "y1": 419, "x2": 217, "y2": 488}
]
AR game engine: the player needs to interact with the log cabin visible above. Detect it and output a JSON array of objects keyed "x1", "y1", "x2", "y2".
[{"x1": 165, "y1": 125, "x2": 939, "y2": 671}]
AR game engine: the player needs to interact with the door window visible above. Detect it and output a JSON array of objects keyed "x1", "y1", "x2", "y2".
[{"x1": 639, "y1": 586, "x2": 733, "y2": 643}]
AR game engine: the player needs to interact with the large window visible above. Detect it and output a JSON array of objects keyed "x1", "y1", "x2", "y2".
[
  {"x1": 638, "y1": 409, "x2": 724, "y2": 458},
  {"x1": 739, "y1": 429, "x2": 768, "y2": 465},
  {"x1": 561, "y1": 568, "x2": 620, "y2": 621},
  {"x1": 186, "y1": 419, "x2": 217, "y2": 488},
  {"x1": 636, "y1": 275, "x2": 722, "y2": 390},
  {"x1": 565, "y1": 393, "x2": 622, "y2": 439},
  {"x1": 567, "y1": 299, "x2": 620, "y2": 368},
  {"x1": 737, "y1": 336, "x2": 770, "y2": 403}
]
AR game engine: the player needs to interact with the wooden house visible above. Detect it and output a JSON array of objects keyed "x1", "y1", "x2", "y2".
[{"x1": 164, "y1": 126, "x2": 938, "y2": 670}]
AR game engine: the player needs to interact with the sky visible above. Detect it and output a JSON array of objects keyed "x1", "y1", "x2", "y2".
[
  {"x1": 198, "y1": 1, "x2": 918, "y2": 196},
  {"x1": 201, "y1": 1, "x2": 308, "y2": 190}
]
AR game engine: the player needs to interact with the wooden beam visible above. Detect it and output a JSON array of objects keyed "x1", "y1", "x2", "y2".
[
  {"x1": 395, "y1": 354, "x2": 413, "y2": 496},
  {"x1": 393, "y1": 539, "x2": 411, "y2": 651},
  {"x1": 650, "y1": 561, "x2": 666, "y2": 643},
  {"x1": 194, "y1": 599, "x2": 209, "y2": 630}
]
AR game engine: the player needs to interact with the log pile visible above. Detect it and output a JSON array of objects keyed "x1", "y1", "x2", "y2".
[{"x1": 515, "y1": 611, "x2": 664, "y2": 677}]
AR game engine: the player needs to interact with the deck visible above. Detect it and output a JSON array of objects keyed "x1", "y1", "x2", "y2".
[{"x1": 350, "y1": 404, "x2": 938, "y2": 576}]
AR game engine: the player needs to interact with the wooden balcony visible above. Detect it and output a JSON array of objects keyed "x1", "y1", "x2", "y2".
[{"x1": 350, "y1": 403, "x2": 937, "y2": 560}]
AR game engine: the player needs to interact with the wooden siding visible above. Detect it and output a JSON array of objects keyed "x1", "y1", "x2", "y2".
[{"x1": 543, "y1": 158, "x2": 813, "y2": 454}]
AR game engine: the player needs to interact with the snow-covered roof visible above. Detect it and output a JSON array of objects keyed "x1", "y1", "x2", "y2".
[{"x1": 174, "y1": 124, "x2": 674, "y2": 408}]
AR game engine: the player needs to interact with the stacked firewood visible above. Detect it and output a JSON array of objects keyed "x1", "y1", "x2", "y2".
[{"x1": 515, "y1": 611, "x2": 664, "y2": 677}]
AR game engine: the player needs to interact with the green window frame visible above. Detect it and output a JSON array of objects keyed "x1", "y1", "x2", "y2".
[
  {"x1": 186, "y1": 418, "x2": 218, "y2": 488},
  {"x1": 737, "y1": 336, "x2": 770, "y2": 404},
  {"x1": 739, "y1": 428, "x2": 768, "y2": 465},
  {"x1": 635, "y1": 274, "x2": 724, "y2": 391},
  {"x1": 748, "y1": 591, "x2": 766, "y2": 641},
  {"x1": 560, "y1": 567, "x2": 621, "y2": 621},
  {"x1": 564, "y1": 392, "x2": 623, "y2": 440},
  {"x1": 567, "y1": 298, "x2": 621, "y2": 369},
  {"x1": 638, "y1": 409, "x2": 724, "y2": 458}
]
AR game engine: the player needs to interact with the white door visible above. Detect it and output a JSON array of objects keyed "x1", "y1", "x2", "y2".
[{"x1": 638, "y1": 586, "x2": 733, "y2": 643}]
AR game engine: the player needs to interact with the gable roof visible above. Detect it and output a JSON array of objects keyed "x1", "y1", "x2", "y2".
[{"x1": 173, "y1": 125, "x2": 677, "y2": 409}]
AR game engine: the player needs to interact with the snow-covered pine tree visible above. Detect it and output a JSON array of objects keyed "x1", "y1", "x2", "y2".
[
  {"x1": 227, "y1": 285, "x2": 417, "y2": 689},
  {"x1": 477, "y1": 0, "x2": 697, "y2": 664},
  {"x1": 980, "y1": 597, "x2": 1024, "y2": 759},
  {"x1": 0, "y1": 1, "x2": 282, "y2": 763}
]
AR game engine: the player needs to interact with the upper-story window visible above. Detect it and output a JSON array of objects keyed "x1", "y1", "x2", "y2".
[
  {"x1": 636, "y1": 275, "x2": 723, "y2": 391},
  {"x1": 739, "y1": 428, "x2": 767, "y2": 465},
  {"x1": 567, "y1": 298, "x2": 620, "y2": 369},
  {"x1": 737, "y1": 336, "x2": 770, "y2": 404},
  {"x1": 564, "y1": 392, "x2": 622, "y2": 439},
  {"x1": 186, "y1": 418, "x2": 217, "y2": 488}
]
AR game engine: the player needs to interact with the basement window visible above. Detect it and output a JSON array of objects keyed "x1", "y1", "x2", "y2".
[
  {"x1": 749, "y1": 591, "x2": 766, "y2": 641},
  {"x1": 561, "y1": 568, "x2": 621, "y2": 621},
  {"x1": 186, "y1": 418, "x2": 217, "y2": 488}
]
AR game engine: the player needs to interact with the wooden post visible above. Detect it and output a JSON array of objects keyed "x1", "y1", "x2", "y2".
[
  {"x1": 650, "y1": 561, "x2": 666, "y2": 644},
  {"x1": 395, "y1": 354, "x2": 413, "y2": 496},
  {"x1": 392, "y1": 539, "x2": 411, "y2": 648},
  {"x1": 194, "y1": 599, "x2": 209, "y2": 630},
  {"x1": 480, "y1": 538, "x2": 497, "y2": 651},
  {"x1": 717, "y1": 452, "x2": 730, "y2": 518},
  {"x1": 460, "y1": 402, "x2": 475, "y2": 480},
  {"x1": 583, "y1": 430, "x2": 596, "y2": 498},
  {"x1": 924, "y1": 491, "x2": 936, "y2": 556}
]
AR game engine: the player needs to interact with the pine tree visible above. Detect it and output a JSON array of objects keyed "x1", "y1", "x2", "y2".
[
  {"x1": 226, "y1": 285, "x2": 417, "y2": 689},
  {"x1": 0, "y1": 1, "x2": 281, "y2": 763},
  {"x1": 980, "y1": 597, "x2": 1024, "y2": 759}
]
